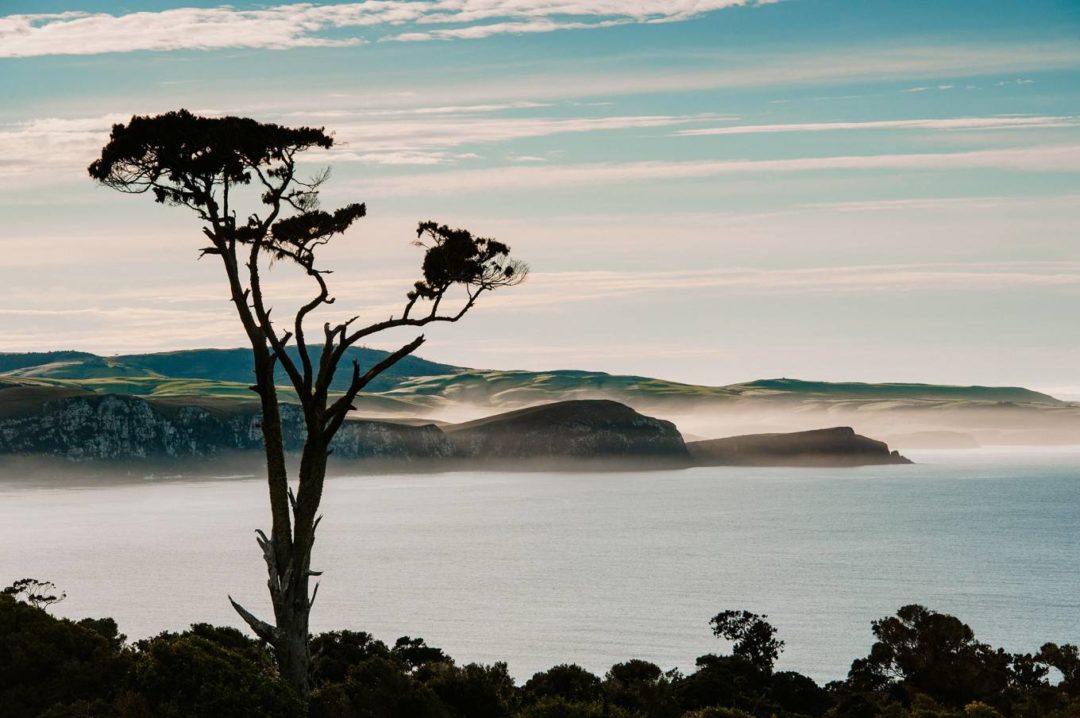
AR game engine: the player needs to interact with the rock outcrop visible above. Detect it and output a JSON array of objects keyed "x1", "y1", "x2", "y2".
[
  {"x1": 443, "y1": 399, "x2": 689, "y2": 462},
  {"x1": 687, "y1": 426, "x2": 911, "y2": 467}
]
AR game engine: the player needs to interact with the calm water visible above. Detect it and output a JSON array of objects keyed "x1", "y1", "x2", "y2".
[{"x1": 0, "y1": 448, "x2": 1077, "y2": 683}]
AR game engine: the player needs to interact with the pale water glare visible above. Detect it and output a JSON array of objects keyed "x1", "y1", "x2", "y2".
[{"x1": 0, "y1": 448, "x2": 1077, "y2": 683}]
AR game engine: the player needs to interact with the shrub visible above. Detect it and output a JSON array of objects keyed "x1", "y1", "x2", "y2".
[{"x1": 0, "y1": 593, "x2": 129, "y2": 718}]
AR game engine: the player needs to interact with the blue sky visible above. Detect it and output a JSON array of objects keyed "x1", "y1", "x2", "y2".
[{"x1": 1, "y1": 0, "x2": 1079, "y2": 392}]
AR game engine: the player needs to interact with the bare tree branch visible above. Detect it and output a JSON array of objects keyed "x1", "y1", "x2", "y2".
[
  {"x1": 323, "y1": 335, "x2": 426, "y2": 441},
  {"x1": 229, "y1": 595, "x2": 279, "y2": 644}
]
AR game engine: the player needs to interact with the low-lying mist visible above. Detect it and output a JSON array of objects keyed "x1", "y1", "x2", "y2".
[{"x1": 358, "y1": 397, "x2": 1080, "y2": 452}]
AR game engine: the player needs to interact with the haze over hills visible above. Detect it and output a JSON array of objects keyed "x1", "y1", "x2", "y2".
[{"x1": 0, "y1": 348, "x2": 1076, "y2": 447}]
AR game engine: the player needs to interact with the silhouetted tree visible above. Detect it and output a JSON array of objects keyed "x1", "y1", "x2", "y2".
[
  {"x1": 0, "y1": 591, "x2": 129, "y2": 717},
  {"x1": 522, "y1": 664, "x2": 603, "y2": 705},
  {"x1": 1037, "y1": 643, "x2": 1080, "y2": 696},
  {"x1": 310, "y1": 630, "x2": 391, "y2": 686},
  {"x1": 423, "y1": 661, "x2": 518, "y2": 718},
  {"x1": 88, "y1": 109, "x2": 525, "y2": 692},
  {"x1": 603, "y1": 659, "x2": 678, "y2": 717},
  {"x1": 5, "y1": 593, "x2": 1080, "y2": 718},
  {"x1": 846, "y1": 605, "x2": 1013, "y2": 709},
  {"x1": 2, "y1": 578, "x2": 66, "y2": 611},
  {"x1": 126, "y1": 625, "x2": 302, "y2": 717},
  {"x1": 392, "y1": 636, "x2": 452, "y2": 674},
  {"x1": 709, "y1": 610, "x2": 784, "y2": 673}
]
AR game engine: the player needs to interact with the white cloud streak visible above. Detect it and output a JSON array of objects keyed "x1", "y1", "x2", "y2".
[
  {"x1": 0, "y1": 1, "x2": 773, "y2": 58},
  {"x1": 802, "y1": 194, "x2": 1080, "y2": 213},
  {"x1": 326, "y1": 113, "x2": 718, "y2": 154},
  {"x1": 491, "y1": 263, "x2": 1080, "y2": 308},
  {"x1": 0, "y1": 113, "x2": 129, "y2": 184},
  {"x1": 677, "y1": 116, "x2": 1080, "y2": 136},
  {"x1": 0, "y1": 110, "x2": 720, "y2": 184},
  {"x1": 3, "y1": 262, "x2": 1076, "y2": 353},
  {"x1": 358, "y1": 43, "x2": 1080, "y2": 108},
  {"x1": 353, "y1": 144, "x2": 1080, "y2": 195}
]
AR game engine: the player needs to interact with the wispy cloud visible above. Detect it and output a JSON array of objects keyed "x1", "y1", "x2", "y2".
[
  {"x1": 0, "y1": 110, "x2": 717, "y2": 184},
  {"x1": 283, "y1": 43, "x2": 1080, "y2": 115},
  {"x1": 802, "y1": 194, "x2": 1080, "y2": 213},
  {"x1": 5, "y1": 262, "x2": 1074, "y2": 353},
  {"x1": 331, "y1": 150, "x2": 481, "y2": 165},
  {"x1": 489, "y1": 263, "x2": 1080, "y2": 308},
  {"x1": 677, "y1": 116, "x2": 1080, "y2": 137},
  {"x1": 904, "y1": 84, "x2": 956, "y2": 93},
  {"x1": 353, "y1": 144, "x2": 1080, "y2": 195},
  {"x1": 327, "y1": 113, "x2": 720, "y2": 154},
  {"x1": 282, "y1": 101, "x2": 553, "y2": 119},
  {"x1": 0, "y1": 113, "x2": 129, "y2": 184},
  {"x1": 0, "y1": 1, "x2": 774, "y2": 58}
]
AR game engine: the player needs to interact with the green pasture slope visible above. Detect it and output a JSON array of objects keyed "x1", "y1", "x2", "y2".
[{"x1": 0, "y1": 349, "x2": 1064, "y2": 415}]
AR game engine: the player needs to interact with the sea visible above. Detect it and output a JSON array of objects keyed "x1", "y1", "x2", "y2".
[{"x1": 1, "y1": 447, "x2": 1077, "y2": 683}]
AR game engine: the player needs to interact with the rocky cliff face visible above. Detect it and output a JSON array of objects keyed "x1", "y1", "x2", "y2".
[
  {"x1": 0, "y1": 396, "x2": 910, "y2": 469},
  {"x1": 687, "y1": 426, "x2": 910, "y2": 467},
  {"x1": 330, "y1": 420, "x2": 456, "y2": 461},
  {"x1": 0, "y1": 395, "x2": 249, "y2": 459},
  {"x1": 0, "y1": 395, "x2": 681, "y2": 465},
  {"x1": 0, "y1": 395, "x2": 454, "y2": 462}
]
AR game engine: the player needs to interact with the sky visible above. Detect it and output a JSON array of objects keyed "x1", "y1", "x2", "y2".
[{"x1": 1, "y1": 0, "x2": 1079, "y2": 393}]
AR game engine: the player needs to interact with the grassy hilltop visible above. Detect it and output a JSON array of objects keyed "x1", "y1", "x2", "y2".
[{"x1": 0, "y1": 349, "x2": 1075, "y2": 446}]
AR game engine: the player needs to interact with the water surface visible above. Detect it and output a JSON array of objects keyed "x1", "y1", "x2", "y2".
[{"x1": 1, "y1": 448, "x2": 1077, "y2": 682}]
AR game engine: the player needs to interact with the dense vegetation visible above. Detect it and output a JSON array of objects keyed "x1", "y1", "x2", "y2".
[{"x1": 2, "y1": 584, "x2": 1076, "y2": 718}]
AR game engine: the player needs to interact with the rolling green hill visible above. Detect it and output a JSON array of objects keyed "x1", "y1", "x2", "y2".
[
  {"x1": 383, "y1": 369, "x2": 741, "y2": 406},
  {"x1": 0, "y1": 350, "x2": 1064, "y2": 410},
  {"x1": 0, "y1": 347, "x2": 459, "y2": 399},
  {"x1": 2, "y1": 349, "x2": 1075, "y2": 451},
  {"x1": 732, "y1": 378, "x2": 1059, "y2": 405}
]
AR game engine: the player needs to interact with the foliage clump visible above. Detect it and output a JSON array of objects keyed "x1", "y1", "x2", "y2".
[{"x1": 2, "y1": 581, "x2": 1078, "y2": 718}]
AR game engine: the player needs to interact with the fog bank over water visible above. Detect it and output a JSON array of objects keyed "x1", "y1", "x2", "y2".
[
  {"x1": 1, "y1": 448, "x2": 1077, "y2": 682},
  {"x1": 355, "y1": 399, "x2": 1080, "y2": 450}
]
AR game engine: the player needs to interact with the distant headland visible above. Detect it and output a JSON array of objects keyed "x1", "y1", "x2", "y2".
[{"x1": 1, "y1": 347, "x2": 1077, "y2": 472}]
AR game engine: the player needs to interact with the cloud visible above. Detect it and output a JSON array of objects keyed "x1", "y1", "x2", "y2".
[
  {"x1": 330, "y1": 150, "x2": 481, "y2": 165},
  {"x1": 442, "y1": 339, "x2": 726, "y2": 361},
  {"x1": 390, "y1": 18, "x2": 632, "y2": 42},
  {"x1": 326, "y1": 113, "x2": 719, "y2": 153},
  {"x1": 6, "y1": 262, "x2": 1072, "y2": 353},
  {"x1": 904, "y1": 84, "x2": 956, "y2": 93},
  {"x1": 351, "y1": 144, "x2": 1080, "y2": 195},
  {"x1": 0, "y1": 1, "x2": 774, "y2": 58},
  {"x1": 496, "y1": 263, "x2": 1080, "y2": 306},
  {"x1": 302, "y1": 42, "x2": 1080, "y2": 113},
  {"x1": 802, "y1": 194, "x2": 1080, "y2": 213},
  {"x1": 282, "y1": 101, "x2": 553, "y2": 118},
  {"x1": 0, "y1": 110, "x2": 719, "y2": 184},
  {"x1": 677, "y1": 116, "x2": 1080, "y2": 136},
  {"x1": 0, "y1": 113, "x2": 129, "y2": 184}
]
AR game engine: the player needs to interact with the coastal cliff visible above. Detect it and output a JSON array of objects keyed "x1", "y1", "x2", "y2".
[
  {"x1": 687, "y1": 426, "x2": 911, "y2": 467},
  {"x1": 0, "y1": 395, "x2": 685, "y2": 465},
  {"x1": 0, "y1": 391, "x2": 908, "y2": 469},
  {"x1": 444, "y1": 399, "x2": 688, "y2": 461},
  {"x1": 0, "y1": 393, "x2": 455, "y2": 462}
]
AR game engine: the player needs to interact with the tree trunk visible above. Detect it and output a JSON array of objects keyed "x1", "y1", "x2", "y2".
[
  {"x1": 273, "y1": 572, "x2": 312, "y2": 692},
  {"x1": 265, "y1": 429, "x2": 329, "y2": 694},
  {"x1": 252, "y1": 352, "x2": 293, "y2": 570}
]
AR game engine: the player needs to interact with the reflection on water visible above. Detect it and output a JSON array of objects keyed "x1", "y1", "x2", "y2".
[{"x1": 0, "y1": 448, "x2": 1077, "y2": 682}]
